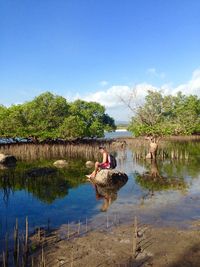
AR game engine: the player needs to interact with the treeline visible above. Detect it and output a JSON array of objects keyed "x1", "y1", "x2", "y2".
[
  {"x1": 0, "y1": 92, "x2": 116, "y2": 140},
  {"x1": 128, "y1": 91, "x2": 200, "y2": 136}
]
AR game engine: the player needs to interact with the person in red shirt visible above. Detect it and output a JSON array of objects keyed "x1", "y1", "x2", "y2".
[{"x1": 86, "y1": 146, "x2": 110, "y2": 179}]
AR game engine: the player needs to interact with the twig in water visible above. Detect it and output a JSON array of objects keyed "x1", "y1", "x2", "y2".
[
  {"x1": 77, "y1": 220, "x2": 81, "y2": 235},
  {"x1": 67, "y1": 221, "x2": 70, "y2": 240},
  {"x1": 132, "y1": 216, "x2": 138, "y2": 258},
  {"x1": 70, "y1": 251, "x2": 74, "y2": 267},
  {"x1": 106, "y1": 214, "x2": 109, "y2": 228},
  {"x1": 85, "y1": 217, "x2": 88, "y2": 233}
]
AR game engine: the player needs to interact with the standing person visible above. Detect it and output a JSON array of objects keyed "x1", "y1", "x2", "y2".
[{"x1": 86, "y1": 146, "x2": 110, "y2": 179}]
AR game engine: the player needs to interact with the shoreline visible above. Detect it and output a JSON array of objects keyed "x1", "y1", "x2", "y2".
[
  {"x1": 0, "y1": 134, "x2": 200, "y2": 145},
  {"x1": 28, "y1": 218, "x2": 200, "y2": 267},
  {"x1": 0, "y1": 135, "x2": 199, "y2": 161}
]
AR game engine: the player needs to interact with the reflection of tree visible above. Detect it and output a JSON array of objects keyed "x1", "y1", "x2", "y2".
[
  {"x1": 0, "y1": 160, "x2": 87, "y2": 204},
  {"x1": 136, "y1": 159, "x2": 187, "y2": 193},
  {"x1": 93, "y1": 175, "x2": 128, "y2": 212}
]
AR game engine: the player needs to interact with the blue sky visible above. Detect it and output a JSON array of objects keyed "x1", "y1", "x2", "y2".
[{"x1": 1, "y1": 0, "x2": 200, "y2": 121}]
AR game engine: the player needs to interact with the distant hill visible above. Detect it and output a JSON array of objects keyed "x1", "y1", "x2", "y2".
[
  {"x1": 115, "y1": 120, "x2": 129, "y2": 126},
  {"x1": 115, "y1": 121, "x2": 129, "y2": 130}
]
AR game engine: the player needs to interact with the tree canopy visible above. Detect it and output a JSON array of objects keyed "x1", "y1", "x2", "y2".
[
  {"x1": 0, "y1": 92, "x2": 116, "y2": 140},
  {"x1": 128, "y1": 91, "x2": 200, "y2": 136}
]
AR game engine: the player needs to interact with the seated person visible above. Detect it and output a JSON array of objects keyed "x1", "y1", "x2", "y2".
[{"x1": 86, "y1": 146, "x2": 110, "y2": 179}]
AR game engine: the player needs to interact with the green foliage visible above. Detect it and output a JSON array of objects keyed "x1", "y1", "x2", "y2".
[
  {"x1": 23, "y1": 92, "x2": 69, "y2": 139},
  {"x1": 128, "y1": 91, "x2": 200, "y2": 136},
  {"x1": 58, "y1": 99, "x2": 116, "y2": 138},
  {"x1": 0, "y1": 92, "x2": 116, "y2": 140},
  {"x1": 59, "y1": 115, "x2": 87, "y2": 138},
  {"x1": 0, "y1": 105, "x2": 8, "y2": 135},
  {"x1": 0, "y1": 104, "x2": 28, "y2": 137}
]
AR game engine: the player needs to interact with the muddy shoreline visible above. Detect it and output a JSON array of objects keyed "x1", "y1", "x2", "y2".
[{"x1": 29, "y1": 218, "x2": 200, "y2": 267}]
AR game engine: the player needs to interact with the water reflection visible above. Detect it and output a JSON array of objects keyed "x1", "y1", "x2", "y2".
[
  {"x1": 0, "y1": 160, "x2": 87, "y2": 204},
  {"x1": 92, "y1": 174, "x2": 128, "y2": 212},
  {"x1": 135, "y1": 159, "x2": 188, "y2": 204}
]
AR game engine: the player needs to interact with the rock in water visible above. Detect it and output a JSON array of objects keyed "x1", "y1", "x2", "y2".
[
  {"x1": 0, "y1": 153, "x2": 17, "y2": 165},
  {"x1": 94, "y1": 169, "x2": 128, "y2": 186},
  {"x1": 53, "y1": 160, "x2": 68, "y2": 168},
  {"x1": 85, "y1": 161, "x2": 94, "y2": 168}
]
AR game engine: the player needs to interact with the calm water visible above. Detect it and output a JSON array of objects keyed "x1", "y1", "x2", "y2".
[
  {"x1": 0, "y1": 137, "x2": 200, "y2": 250},
  {"x1": 104, "y1": 130, "x2": 132, "y2": 138}
]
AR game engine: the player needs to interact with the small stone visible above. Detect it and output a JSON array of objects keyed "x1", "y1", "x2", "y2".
[
  {"x1": 53, "y1": 160, "x2": 68, "y2": 168},
  {"x1": 85, "y1": 161, "x2": 94, "y2": 168},
  {"x1": 0, "y1": 153, "x2": 17, "y2": 165}
]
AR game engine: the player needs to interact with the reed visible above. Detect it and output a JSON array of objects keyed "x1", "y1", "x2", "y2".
[
  {"x1": 0, "y1": 216, "x2": 33, "y2": 267},
  {"x1": 0, "y1": 213, "x2": 145, "y2": 266},
  {"x1": 3, "y1": 251, "x2": 6, "y2": 267},
  {"x1": 25, "y1": 217, "x2": 28, "y2": 250},
  {"x1": 38, "y1": 227, "x2": 41, "y2": 242},
  {"x1": 5, "y1": 233, "x2": 8, "y2": 266},
  {"x1": 85, "y1": 217, "x2": 88, "y2": 233},
  {"x1": 70, "y1": 251, "x2": 74, "y2": 267},
  {"x1": 132, "y1": 217, "x2": 138, "y2": 258},
  {"x1": 0, "y1": 139, "x2": 119, "y2": 161},
  {"x1": 13, "y1": 218, "x2": 19, "y2": 266},
  {"x1": 67, "y1": 221, "x2": 70, "y2": 240},
  {"x1": 41, "y1": 246, "x2": 45, "y2": 267},
  {"x1": 31, "y1": 256, "x2": 34, "y2": 267},
  {"x1": 106, "y1": 214, "x2": 109, "y2": 228},
  {"x1": 77, "y1": 220, "x2": 81, "y2": 236}
]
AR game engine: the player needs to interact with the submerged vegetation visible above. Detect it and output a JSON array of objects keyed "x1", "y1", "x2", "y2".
[
  {"x1": 128, "y1": 91, "x2": 200, "y2": 136},
  {"x1": 0, "y1": 92, "x2": 116, "y2": 140}
]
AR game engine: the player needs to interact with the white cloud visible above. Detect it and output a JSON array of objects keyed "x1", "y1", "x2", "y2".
[
  {"x1": 147, "y1": 67, "x2": 166, "y2": 79},
  {"x1": 172, "y1": 69, "x2": 200, "y2": 96},
  {"x1": 82, "y1": 84, "x2": 157, "y2": 121},
  {"x1": 51, "y1": 69, "x2": 200, "y2": 121},
  {"x1": 83, "y1": 83, "x2": 157, "y2": 109},
  {"x1": 83, "y1": 85, "x2": 133, "y2": 108},
  {"x1": 81, "y1": 68, "x2": 200, "y2": 121}
]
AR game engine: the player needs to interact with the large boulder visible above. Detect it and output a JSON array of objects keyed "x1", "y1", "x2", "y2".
[
  {"x1": 94, "y1": 170, "x2": 128, "y2": 212},
  {"x1": 94, "y1": 169, "x2": 128, "y2": 187},
  {"x1": 0, "y1": 153, "x2": 17, "y2": 165}
]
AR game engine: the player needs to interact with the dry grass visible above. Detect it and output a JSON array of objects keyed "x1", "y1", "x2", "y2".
[{"x1": 0, "y1": 139, "x2": 126, "y2": 161}]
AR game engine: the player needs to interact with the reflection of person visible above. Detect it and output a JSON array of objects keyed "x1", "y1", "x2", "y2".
[
  {"x1": 86, "y1": 146, "x2": 110, "y2": 179},
  {"x1": 95, "y1": 184, "x2": 117, "y2": 212},
  {"x1": 88, "y1": 171, "x2": 128, "y2": 212}
]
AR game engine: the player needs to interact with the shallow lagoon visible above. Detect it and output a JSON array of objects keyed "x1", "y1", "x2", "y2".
[{"x1": 0, "y1": 138, "x2": 200, "y2": 250}]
